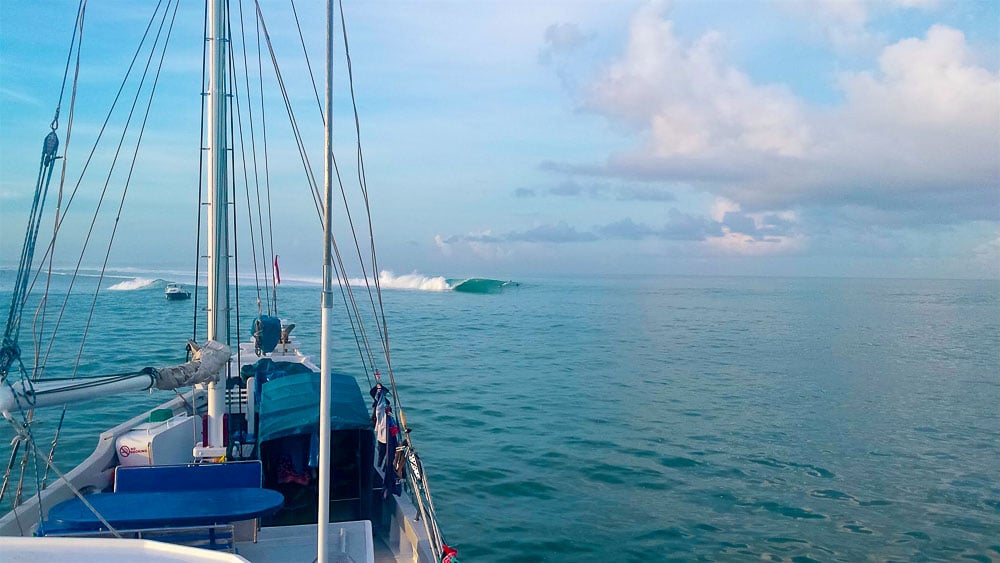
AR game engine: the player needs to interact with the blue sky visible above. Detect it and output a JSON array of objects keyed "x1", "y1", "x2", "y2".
[{"x1": 1, "y1": 0, "x2": 998, "y2": 280}]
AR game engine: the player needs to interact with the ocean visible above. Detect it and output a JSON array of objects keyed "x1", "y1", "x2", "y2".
[{"x1": 1, "y1": 270, "x2": 998, "y2": 561}]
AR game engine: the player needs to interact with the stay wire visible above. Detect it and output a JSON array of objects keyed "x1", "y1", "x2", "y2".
[
  {"x1": 71, "y1": 0, "x2": 177, "y2": 380},
  {"x1": 335, "y1": 2, "x2": 393, "y2": 383},
  {"x1": 338, "y1": 2, "x2": 448, "y2": 552},
  {"x1": 236, "y1": 0, "x2": 273, "y2": 315},
  {"x1": 40, "y1": 1, "x2": 178, "y2": 490},
  {"x1": 290, "y1": 0, "x2": 324, "y2": 123},
  {"x1": 253, "y1": 1, "x2": 323, "y2": 220},
  {"x1": 228, "y1": 1, "x2": 263, "y2": 310},
  {"x1": 1, "y1": 0, "x2": 87, "y2": 519},
  {"x1": 255, "y1": 13, "x2": 278, "y2": 316},
  {"x1": 28, "y1": 0, "x2": 169, "y2": 375},
  {"x1": 39, "y1": 0, "x2": 87, "y2": 384}
]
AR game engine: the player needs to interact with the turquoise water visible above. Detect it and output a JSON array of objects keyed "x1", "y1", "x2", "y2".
[{"x1": 2, "y1": 272, "x2": 998, "y2": 561}]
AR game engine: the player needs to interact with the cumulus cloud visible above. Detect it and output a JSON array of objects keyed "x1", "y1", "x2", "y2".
[
  {"x1": 780, "y1": 0, "x2": 942, "y2": 52},
  {"x1": 586, "y1": 3, "x2": 811, "y2": 159},
  {"x1": 566, "y1": 4, "x2": 998, "y2": 230}
]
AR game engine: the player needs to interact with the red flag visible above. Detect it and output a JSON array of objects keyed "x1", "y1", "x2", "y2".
[{"x1": 273, "y1": 255, "x2": 281, "y2": 285}]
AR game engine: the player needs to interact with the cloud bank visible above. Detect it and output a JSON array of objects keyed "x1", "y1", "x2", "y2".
[{"x1": 437, "y1": 1, "x2": 997, "y2": 271}]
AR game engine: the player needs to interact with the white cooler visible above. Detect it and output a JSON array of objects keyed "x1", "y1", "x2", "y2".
[{"x1": 115, "y1": 414, "x2": 198, "y2": 467}]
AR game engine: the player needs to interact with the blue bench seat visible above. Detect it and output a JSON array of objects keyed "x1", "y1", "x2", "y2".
[{"x1": 41, "y1": 461, "x2": 282, "y2": 537}]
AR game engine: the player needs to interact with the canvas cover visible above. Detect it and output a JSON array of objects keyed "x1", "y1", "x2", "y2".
[
  {"x1": 154, "y1": 340, "x2": 231, "y2": 390},
  {"x1": 257, "y1": 370, "x2": 371, "y2": 443}
]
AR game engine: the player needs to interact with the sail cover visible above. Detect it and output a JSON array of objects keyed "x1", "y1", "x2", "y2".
[
  {"x1": 256, "y1": 371, "x2": 371, "y2": 443},
  {"x1": 154, "y1": 340, "x2": 231, "y2": 390}
]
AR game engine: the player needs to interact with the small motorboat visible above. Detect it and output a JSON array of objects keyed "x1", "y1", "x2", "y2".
[{"x1": 164, "y1": 283, "x2": 191, "y2": 301}]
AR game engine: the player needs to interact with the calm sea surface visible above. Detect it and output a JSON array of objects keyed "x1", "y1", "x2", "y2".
[{"x1": 1, "y1": 271, "x2": 998, "y2": 561}]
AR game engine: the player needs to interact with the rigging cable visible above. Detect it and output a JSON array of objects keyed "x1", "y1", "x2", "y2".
[
  {"x1": 290, "y1": 0, "x2": 324, "y2": 122},
  {"x1": 0, "y1": 0, "x2": 86, "y2": 517},
  {"x1": 287, "y1": 0, "x2": 385, "y2": 385},
  {"x1": 253, "y1": 2, "x2": 323, "y2": 220},
  {"x1": 255, "y1": 11, "x2": 279, "y2": 316},
  {"x1": 42, "y1": 0, "x2": 181, "y2": 488},
  {"x1": 255, "y1": 2, "x2": 380, "y2": 385},
  {"x1": 0, "y1": 0, "x2": 87, "y2": 519},
  {"x1": 236, "y1": 0, "x2": 274, "y2": 316},
  {"x1": 38, "y1": 0, "x2": 87, "y2": 489},
  {"x1": 29, "y1": 0, "x2": 171, "y2": 375},
  {"x1": 343, "y1": 1, "x2": 451, "y2": 556}
]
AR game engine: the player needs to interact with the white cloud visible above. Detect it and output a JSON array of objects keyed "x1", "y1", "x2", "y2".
[
  {"x1": 701, "y1": 197, "x2": 805, "y2": 255},
  {"x1": 781, "y1": 0, "x2": 942, "y2": 52},
  {"x1": 710, "y1": 197, "x2": 740, "y2": 222},
  {"x1": 574, "y1": 6, "x2": 998, "y2": 227},
  {"x1": 586, "y1": 2, "x2": 811, "y2": 160},
  {"x1": 837, "y1": 25, "x2": 997, "y2": 129}
]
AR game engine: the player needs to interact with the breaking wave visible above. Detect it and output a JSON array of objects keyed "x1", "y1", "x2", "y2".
[
  {"x1": 447, "y1": 278, "x2": 519, "y2": 294},
  {"x1": 107, "y1": 277, "x2": 164, "y2": 291},
  {"x1": 343, "y1": 272, "x2": 517, "y2": 293},
  {"x1": 95, "y1": 270, "x2": 517, "y2": 293},
  {"x1": 354, "y1": 272, "x2": 452, "y2": 292}
]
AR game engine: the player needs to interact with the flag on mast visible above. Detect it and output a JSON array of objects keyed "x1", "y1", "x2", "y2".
[{"x1": 273, "y1": 255, "x2": 281, "y2": 285}]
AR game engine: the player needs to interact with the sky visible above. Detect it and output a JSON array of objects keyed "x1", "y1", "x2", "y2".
[{"x1": 1, "y1": 0, "x2": 998, "y2": 281}]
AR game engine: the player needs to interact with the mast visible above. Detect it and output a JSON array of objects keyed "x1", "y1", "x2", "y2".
[
  {"x1": 317, "y1": 0, "x2": 335, "y2": 560},
  {"x1": 205, "y1": 0, "x2": 229, "y2": 452}
]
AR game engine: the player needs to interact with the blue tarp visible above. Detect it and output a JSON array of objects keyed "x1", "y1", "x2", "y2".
[{"x1": 256, "y1": 370, "x2": 371, "y2": 443}]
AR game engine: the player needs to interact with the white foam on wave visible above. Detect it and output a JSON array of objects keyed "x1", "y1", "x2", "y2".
[
  {"x1": 107, "y1": 277, "x2": 159, "y2": 291},
  {"x1": 344, "y1": 271, "x2": 450, "y2": 292}
]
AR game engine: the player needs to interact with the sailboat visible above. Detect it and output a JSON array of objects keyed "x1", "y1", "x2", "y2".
[{"x1": 0, "y1": 1, "x2": 454, "y2": 562}]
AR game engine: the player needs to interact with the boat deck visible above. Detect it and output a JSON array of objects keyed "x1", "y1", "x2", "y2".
[{"x1": 234, "y1": 521, "x2": 402, "y2": 563}]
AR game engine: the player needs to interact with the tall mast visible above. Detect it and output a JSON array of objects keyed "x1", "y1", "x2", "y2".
[
  {"x1": 205, "y1": 0, "x2": 229, "y2": 451},
  {"x1": 317, "y1": 0, "x2": 335, "y2": 560}
]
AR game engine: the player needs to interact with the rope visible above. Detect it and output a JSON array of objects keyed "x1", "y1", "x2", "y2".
[
  {"x1": 253, "y1": 2, "x2": 324, "y2": 221},
  {"x1": 31, "y1": 446, "x2": 123, "y2": 538},
  {"x1": 290, "y1": 0, "x2": 325, "y2": 123},
  {"x1": 336, "y1": 2, "x2": 451, "y2": 555},
  {"x1": 253, "y1": 8, "x2": 279, "y2": 316},
  {"x1": 30, "y1": 0, "x2": 169, "y2": 377},
  {"x1": 0, "y1": 133, "x2": 59, "y2": 382},
  {"x1": 236, "y1": 0, "x2": 273, "y2": 315},
  {"x1": 229, "y1": 1, "x2": 264, "y2": 313}
]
